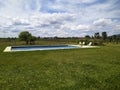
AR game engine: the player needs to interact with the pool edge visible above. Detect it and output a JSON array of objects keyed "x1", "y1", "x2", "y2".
[
  {"x1": 3, "y1": 46, "x2": 11, "y2": 52},
  {"x1": 3, "y1": 45, "x2": 99, "y2": 52}
]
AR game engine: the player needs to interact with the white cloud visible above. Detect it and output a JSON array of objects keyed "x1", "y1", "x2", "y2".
[
  {"x1": 115, "y1": 25, "x2": 120, "y2": 34},
  {"x1": 0, "y1": 0, "x2": 120, "y2": 37},
  {"x1": 61, "y1": 24, "x2": 89, "y2": 31},
  {"x1": 116, "y1": 25, "x2": 120, "y2": 29},
  {"x1": 93, "y1": 18, "x2": 113, "y2": 26},
  {"x1": 12, "y1": 18, "x2": 30, "y2": 26},
  {"x1": 81, "y1": 0, "x2": 97, "y2": 3}
]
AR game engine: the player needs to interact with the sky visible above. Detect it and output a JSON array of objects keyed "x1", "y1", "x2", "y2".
[{"x1": 0, "y1": 0, "x2": 120, "y2": 37}]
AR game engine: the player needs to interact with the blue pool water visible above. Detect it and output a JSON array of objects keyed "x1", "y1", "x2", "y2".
[{"x1": 11, "y1": 45, "x2": 80, "y2": 51}]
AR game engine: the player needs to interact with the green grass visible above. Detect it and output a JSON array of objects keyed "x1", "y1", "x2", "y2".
[{"x1": 0, "y1": 41, "x2": 120, "y2": 90}]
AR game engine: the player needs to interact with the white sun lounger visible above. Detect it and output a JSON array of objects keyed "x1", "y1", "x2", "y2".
[{"x1": 88, "y1": 42, "x2": 92, "y2": 46}]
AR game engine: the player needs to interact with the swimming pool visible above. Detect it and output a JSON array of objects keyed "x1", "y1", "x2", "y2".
[{"x1": 4, "y1": 45, "x2": 80, "y2": 52}]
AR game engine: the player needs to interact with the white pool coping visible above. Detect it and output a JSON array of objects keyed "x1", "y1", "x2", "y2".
[
  {"x1": 3, "y1": 46, "x2": 11, "y2": 52},
  {"x1": 69, "y1": 45, "x2": 98, "y2": 48},
  {"x1": 3, "y1": 45, "x2": 99, "y2": 52}
]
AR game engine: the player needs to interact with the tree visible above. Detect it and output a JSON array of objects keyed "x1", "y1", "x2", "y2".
[
  {"x1": 112, "y1": 35, "x2": 119, "y2": 44},
  {"x1": 94, "y1": 32, "x2": 100, "y2": 39},
  {"x1": 19, "y1": 31, "x2": 35, "y2": 44},
  {"x1": 29, "y1": 36, "x2": 37, "y2": 44},
  {"x1": 85, "y1": 35, "x2": 91, "y2": 39},
  {"x1": 102, "y1": 32, "x2": 107, "y2": 40},
  {"x1": 112, "y1": 35, "x2": 117, "y2": 40}
]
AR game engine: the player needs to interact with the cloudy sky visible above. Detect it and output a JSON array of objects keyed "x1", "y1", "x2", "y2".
[{"x1": 0, "y1": 0, "x2": 120, "y2": 37}]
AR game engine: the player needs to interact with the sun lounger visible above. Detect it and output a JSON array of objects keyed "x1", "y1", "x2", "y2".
[{"x1": 88, "y1": 42, "x2": 92, "y2": 46}]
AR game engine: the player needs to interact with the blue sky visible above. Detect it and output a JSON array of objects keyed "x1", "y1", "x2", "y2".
[{"x1": 0, "y1": 0, "x2": 120, "y2": 37}]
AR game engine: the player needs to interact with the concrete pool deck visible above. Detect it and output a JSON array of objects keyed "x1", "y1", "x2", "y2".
[
  {"x1": 3, "y1": 45, "x2": 99, "y2": 52},
  {"x1": 3, "y1": 46, "x2": 11, "y2": 52},
  {"x1": 70, "y1": 45, "x2": 98, "y2": 48}
]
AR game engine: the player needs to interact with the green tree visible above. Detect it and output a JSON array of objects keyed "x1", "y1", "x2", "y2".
[
  {"x1": 19, "y1": 31, "x2": 32, "y2": 44},
  {"x1": 85, "y1": 35, "x2": 91, "y2": 39},
  {"x1": 112, "y1": 35, "x2": 120, "y2": 44},
  {"x1": 102, "y1": 32, "x2": 107, "y2": 40},
  {"x1": 94, "y1": 32, "x2": 100, "y2": 39},
  {"x1": 29, "y1": 36, "x2": 37, "y2": 44}
]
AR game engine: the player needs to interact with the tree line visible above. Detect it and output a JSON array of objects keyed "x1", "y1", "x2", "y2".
[
  {"x1": 3, "y1": 31, "x2": 119, "y2": 45},
  {"x1": 85, "y1": 32, "x2": 120, "y2": 45},
  {"x1": 85, "y1": 32, "x2": 107, "y2": 40}
]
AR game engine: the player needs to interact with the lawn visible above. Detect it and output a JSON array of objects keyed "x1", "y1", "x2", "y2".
[{"x1": 0, "y1": 41, "x2": 120, "y2": 90}]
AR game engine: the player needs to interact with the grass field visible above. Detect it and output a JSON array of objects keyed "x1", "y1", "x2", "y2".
[{"x1": 0, "y1": 41, "x2": 120, "y2": 90}]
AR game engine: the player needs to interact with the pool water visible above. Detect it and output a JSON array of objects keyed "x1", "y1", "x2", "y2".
[{"x1": 11, "y1": 45, "x2": 80, "y2": 51}]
